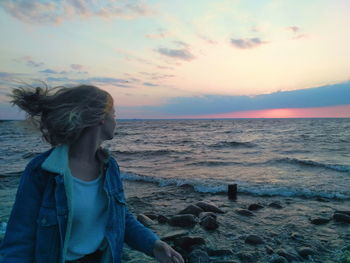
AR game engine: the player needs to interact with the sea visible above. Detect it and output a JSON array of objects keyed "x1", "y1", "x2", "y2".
[{"x1": 0, "y1": 118, "x2": 349, "y2": 203}]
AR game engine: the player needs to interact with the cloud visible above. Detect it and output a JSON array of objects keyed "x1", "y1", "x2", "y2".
[
  {"x1": 38, "y1": 76, "x2": 132, "y2": 88},
  {"x1": 173, "y1": 41, "x2": 189, "y2": 48},
  {"x1": 138, "y1": 82, "x2": 350, "y2": 115},
  {"x1": 230, "y1": 38, "x2": 268, "y2": 49},
  {"x1": 0, "y1": 0, "x2": 155, "y2": 24},
  {"x1": 39, "y1": 68, "x2": 87, "y2": 74},
  {"x1": 291, "y1": 34, "x2": 308, "y2": 40},
  {"x1": 196, "y1": 34, "x2": 217, "y2": 44},
  {"x1": 286, "y1": 26, "x2": 300, "y2": 33},
  {"x1": 39, "y1": 69, "x2": 58, "y2": 74},
  {"x1": 143, "y1": 82, "x2": 158, "y2": 87},
  {"x1": 139, "y1": 71, "x2": 175, "y2": 80},
  {"x1": 71, "y1": 64, "x2": 84, "y2": 71},
  {"x1": 145, "y1": 28, "x2": 169, "y2": 39},
  {"x1": 156, "y1": 65, "x2": 174, "y2": 70},
  {"x1": 14, "y1": 56, "x2": 44, "y2": 67},
  {"x1": 155, "y1": 47, "x2": 195, "y2": 61}
]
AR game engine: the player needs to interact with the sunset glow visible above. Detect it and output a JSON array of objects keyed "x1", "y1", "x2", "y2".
[{"x1": 177, "y1": 105, "x2": 350, "y2": 119}]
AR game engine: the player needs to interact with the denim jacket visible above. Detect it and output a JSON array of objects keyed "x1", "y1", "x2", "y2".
[{"x1": 0, "y1": 144, "x2": 160, "y2": 263}]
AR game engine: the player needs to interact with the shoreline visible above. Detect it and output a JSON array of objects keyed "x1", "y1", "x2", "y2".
[{"x1": 123, "y1": 180, "x2": 350, "y2": 263}]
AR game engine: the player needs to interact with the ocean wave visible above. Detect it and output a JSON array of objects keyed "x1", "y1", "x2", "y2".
[
  {"x1": 186, "y1": 161, "x2": 241, "y2": 167},
  {"x1": 112, "y1": 149, "x2": 184, "y2": 156},
  {"x1": 208, "y1": 141, "x2": 256, "y2": 149},
  {"x1": 273, "y1": 158, "x2": 350, "y2": 173},
  {"x1": 120, "y1": 171, "x2": 349, "y2": 200}
]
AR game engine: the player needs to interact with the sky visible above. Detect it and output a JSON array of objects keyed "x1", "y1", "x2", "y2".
[{"x1": 0, "y1": 0, "x2": 349, "y2": 119}]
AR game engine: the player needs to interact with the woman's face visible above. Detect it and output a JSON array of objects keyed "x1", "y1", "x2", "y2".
[{"x1": 101, "y1": 106, "x2": 116, "y2": 140}]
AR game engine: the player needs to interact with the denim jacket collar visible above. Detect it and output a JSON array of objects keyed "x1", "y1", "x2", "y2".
[{"x1": 41, "y1": 144, "x2": 110, "y2": 174}]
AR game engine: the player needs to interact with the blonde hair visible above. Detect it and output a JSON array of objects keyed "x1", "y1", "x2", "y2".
[{"x1": 9, "y1": 84, "x2": 114, "y2": 146}]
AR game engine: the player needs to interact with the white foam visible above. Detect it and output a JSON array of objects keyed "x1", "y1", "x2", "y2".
[{"x1": 120, "y1": 171, "x2": 349, "y2": 200}]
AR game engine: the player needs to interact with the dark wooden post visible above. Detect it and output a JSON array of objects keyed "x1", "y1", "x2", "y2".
[{"x1": 228, "y1": 184, "x2": 237, "y2": 200}]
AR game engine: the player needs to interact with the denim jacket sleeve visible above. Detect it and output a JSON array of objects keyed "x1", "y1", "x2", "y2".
[
  {"x1": 0, "y1": 156, "x2": 45, "y2": 263},
  {"x1": 112, "y1": 159, "x2": 160, "y2": 257},
  {"x1": 124, "y1": 206, "x2": 160, "y2": 258}
]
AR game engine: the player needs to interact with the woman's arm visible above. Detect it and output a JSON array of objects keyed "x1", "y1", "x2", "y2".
[
  {"x1": 124, "y1": 206, "x2": 160, "y2": 257},
  {"x1": 0, "y1": 158, "x2": 45, "y2": 263}
]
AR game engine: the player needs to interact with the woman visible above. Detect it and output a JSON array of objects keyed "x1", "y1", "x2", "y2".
[{"x1": 0, "y1": 85, "x2": 184, "y2": 263}]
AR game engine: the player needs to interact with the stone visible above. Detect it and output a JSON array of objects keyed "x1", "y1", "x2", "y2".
[
  {"x1": 290, "y1": 232, "x2": 304, "y2": 240},
  {"x1": 207, "y1": 248, "x2": 233, "y2": 257},
  {"x1": 248, "y1": 203, "x2": 264, "y2": 211},
  {"x1": 237, "y1": 252, "x2": 255, "y2": 262},
  {"x1": 266, "y1": 245, "x2": 274, "y2": 254},
  {"x1": 157, "y1": 215, "x2": 168, "y2": 224},
  {"x1": 144, "y1": 213, "x2": 158, "y2": 220},
  {"x1": 334, "y1": 210, "x2": 350, "y2": 216},
  {"x1": 235, "y1": 209, "x2": 254, "y2": 216},
  {"x1": 174, "y1": 236, "x2": 206, "y2": 252},
  {"x1": 316, "y1": 197, "x2": 330, "y2": 202},
  {"x1": 179, "y1": 205, "x2": 204, "y2": 216},
  {"x1": 137, "y1": 214, "x2": 155, "y2": 227},
  {"x1": 268, "y1": 201, "x2": 283, "y2": 209},
  {"x1": 333, "y1": 213, "x2": 350, "y2": 223},
  {"x1": 188, "y1": 249, "x2": 210, "y2": 263},
  {"x1": 297, "y1": 247, "x2": 315, "y2": 258},
  {"x1": 168, "y1": 214, "x2": 197, "y2": 227},
  {"x1": 195, "y1": 201, "x2": 225, "y2": 213},
  {"x1": 199, "y1": 212, "x2": 217, "y2": 220},
  {"x1": 270, "y1": 255, "x2": 288, "y2": 263},
  {"x1": 310, "y1": 217, "x2": 331, "y2": 225},
  {"x1": 200, "y1": 215, "x2": 219, "y2": 230},
  {"x1": 275, "y1": 249, "x2": 301, "y2": 262},
  {"x1": 245, "y1": 234, "x2": 265, "y2": 245},
  {"x1": 161, "y1": 230, "x2": 189, "y2": 241}
]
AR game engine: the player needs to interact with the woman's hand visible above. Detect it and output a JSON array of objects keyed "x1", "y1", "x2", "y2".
[{"x1": 153, "y1": 240, "x2": 185, "y2": 263}]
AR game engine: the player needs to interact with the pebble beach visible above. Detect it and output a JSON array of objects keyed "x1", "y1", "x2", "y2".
[{"x1": 121, "y1": 180, "x2": 350, "y2": 263}]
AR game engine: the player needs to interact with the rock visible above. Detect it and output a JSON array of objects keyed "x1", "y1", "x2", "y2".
[
  {"x1": 235, "y1": 209, "x2": 254, "y2": 216},
  {"x1": 310, "y1": 217, "x2": 331, "y2": 225},
  {"x1": 144, "y1": 213, "x2": 158, "y2": 220},
  {"x1": 275, "y1": 249, "x2": 301, "y2": 262},
  {"x1": 333, "y1": 213, "x2": 350, "y2": 223},
  {"x1": 157, "y1": 215, "x2": 168, "y2": 224},
  {"x1": 245, "y1": 234, "x2": 265, "y2": 245},
  {"x1": 316, "y1": 197, "x2": 330, "y2": 202},
  {"x1": 248, "y1": 203, "x2": 264, "y2": 211},
  {"x1": 212, "y1": 261, "x2": 238, "y2": 263},
  {"x1": 270, "y1": 255, "x2": 288, "y2": 263},
  {"x1": 334, "y1": 210, "x2": 350, "y2": 216},
  {"x1": 200, "y1": 215, "x2": 219, "y2": 230},
  {"x1": 179, "y1": 205, "x2": 204, "y2": 216},
  {"x1": 266, "y1": 245, "x2": 274, "y2": 254},
  {"x1": 137, "y1": 214, "x2": 155, "y2": 227},
  {"x1": 268, "y1": 201, "x2": 283, "y2": 209},
  {"x1": 290, "y1": 232, "x2": 304, "y2": 240},
  {"x1": 174, "y1": 236, "x2": 206, "y2": 252},
  {"x1": 161, "y1": 230, "x2": 189, "y2": 241},
  {"x1": 207, "y1": 248, "x2": 233, "y2": 256},
  {"x1": 188, "y1": 249, "x2": 210, "y2": 263},
  {"x1": 195, "y1": 201, "x2": 225, "y2": 213},
  {"x1": 199, "y1": 212, "x2": 217, "y2": 220},
  {"x1": 168, "y1": 214, "x2": 197, "y2": 227},
  {"x1": 237, "y1": 252, "x2": 255, "y2": 262},
  {"x1": 297, "y1": 247, "x2": 315, "y2": 258}
]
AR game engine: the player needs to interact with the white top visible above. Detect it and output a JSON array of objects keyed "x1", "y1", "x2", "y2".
[{"x1": 66, "y1": 173, "x2": 109, "y2": 260}]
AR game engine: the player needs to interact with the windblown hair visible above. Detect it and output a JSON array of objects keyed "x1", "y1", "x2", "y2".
[{"x1": 8, "y1": 84, "x2": 114, "y2": 146}]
